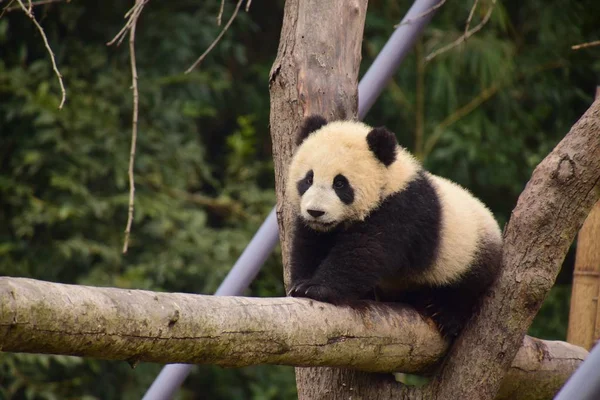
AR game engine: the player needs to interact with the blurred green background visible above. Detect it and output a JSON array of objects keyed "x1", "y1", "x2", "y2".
[{"x1": 0, "y1": 0, "x2": 598, "y2": 398}]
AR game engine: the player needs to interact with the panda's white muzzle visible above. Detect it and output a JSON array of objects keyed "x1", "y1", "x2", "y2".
[{"x1": 300, "y1": 185, "x2": 344, "y2": 230}]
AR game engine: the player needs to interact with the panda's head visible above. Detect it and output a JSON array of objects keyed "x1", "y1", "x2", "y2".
[{"x1": 287, "y1": 115, "x2": 418, "y2": 232}]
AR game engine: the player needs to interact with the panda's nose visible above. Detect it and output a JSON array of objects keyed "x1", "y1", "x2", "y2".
[{"x1": 307, "y1": 209, "x2": 325, "y2": 218}]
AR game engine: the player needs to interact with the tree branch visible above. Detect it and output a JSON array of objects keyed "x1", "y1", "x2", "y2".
[
  {"x1": 425, "y1": 0, "x2": 497, "y2": 63},
  {"x1": 185, "y1": 0, "x2": 247, "y2": 74},
  {"x1": 3, "y1": 0, "x2": 67, "y2": 13},
  {"x1": 429, "y1": 97, "x2": 600, "y2": 399},
  {"x1": 15, "y1": 0, "x2": 66, "y2": 109},
  {"x1": 572, "y1": 40, "x2": 600, "y2": 51},
  {"x1": 0, "y1": 276, "x2": 587, "y2": 400},
  {"x1": 107, "y1": 0, "x2": 148, "y2": 253}
]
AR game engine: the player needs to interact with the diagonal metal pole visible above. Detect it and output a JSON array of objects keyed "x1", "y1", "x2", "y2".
[
  {"x1": 554, "y1": 342, "x2": 600, "y2": 400},
  {"x1": 142, "y1": 1, "x2": 442, "y2": 398}
]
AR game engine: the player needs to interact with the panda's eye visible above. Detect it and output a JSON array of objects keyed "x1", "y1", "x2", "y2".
[
  {"x1": 304, "y1": 170, "x2": 313, "y2": 185},
  {"x1": 333, "y1": 175, "x2": 347, "y2": 189}
]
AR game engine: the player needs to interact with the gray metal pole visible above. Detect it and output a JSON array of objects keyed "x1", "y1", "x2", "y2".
[
  {"x1": 554, "y1": 343, "x2": 600, "y2": 400},
  {"x1": 142, "y1": 209, "x2": 279, "y2": 400},
  {"x1": 142, "y1": 1, "x2": 443, "y2": 398},
  {"x1": 358, "y1": 0, "x2": 441, "y2": 120}
]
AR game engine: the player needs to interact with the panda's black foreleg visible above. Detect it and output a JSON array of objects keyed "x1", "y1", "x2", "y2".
[
  {"x1": 288, "y1": 218, "x2": 335, "y2": 294},
  {"x1": 289, "y1": 234, "x2": 388, "y2": 305}
]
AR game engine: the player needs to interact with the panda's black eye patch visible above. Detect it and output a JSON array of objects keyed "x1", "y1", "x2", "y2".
[
  {"x1": 297, "y1": 170, "x2": 313, "y2": 196},
  {"x1": 333, "y1": 175, "x2": 347, "y2": 189},
  {"x1": 333, "y1": 174, "x2": 354, "y2": 204}
]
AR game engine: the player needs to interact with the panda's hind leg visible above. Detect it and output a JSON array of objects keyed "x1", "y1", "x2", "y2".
[
  {"x1": 415, "y1": 246, "x2": 502, "y2": 338},
  {"x1": 421, "y1": 287, "x2": 480, "y2": 338}
]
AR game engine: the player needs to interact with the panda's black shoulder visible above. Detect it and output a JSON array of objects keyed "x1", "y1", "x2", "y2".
[{"x1": 378, "y1": 171, "x2": 441, "y2": 219}]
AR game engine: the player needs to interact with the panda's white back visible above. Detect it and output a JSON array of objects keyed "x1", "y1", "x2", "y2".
[{"x1": 415, "y1": 173, "x2": 502, "y2": 286}]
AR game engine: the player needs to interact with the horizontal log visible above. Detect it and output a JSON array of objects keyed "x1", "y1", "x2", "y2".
[{"x1": 0, "y1": 277, "x2": 587, "y2": 399}]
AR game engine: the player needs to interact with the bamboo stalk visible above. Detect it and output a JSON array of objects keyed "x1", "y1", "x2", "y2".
[{"x1": 566, "y1": 87, "x2": 600, "y2": 350}]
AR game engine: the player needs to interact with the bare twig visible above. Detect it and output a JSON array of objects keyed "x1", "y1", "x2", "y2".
[
  {"x1": 572, "y1": 40, "x2": 600, "y2": 50},
  {"x1": 245, "y1": 0, "x2": 251, "y2": 12},
  {"x1": 185, "y1": 0, "x2": 246, "y2": 74},
  {"x1": 0, "y1": 0, "x2": 17, "y2": 18},
  {"x1": 122, "y1": 8, "x2": 140, "y2": 253},
  {"x1": 107, "y1": 0, "x2": 147, "y2": 253},
  {"x1": 464, "y1": 0, "x2": 480, "y2": 35},
  {"x1": 394, "y1": 0, "x2": 446, "y2": 28},
  {"x1": 123, "y1": 1, "x2": 145, "y2": 253},
  {"x1": 106, "y1": 0, "x2": 147, "y2": 47},
  {"x1": 15, "y1": 0, "x2": 66, "y2": 109},
  {"x1": 425, "y1": 0, "x2": 497, "y2": 63},
  {"x1": 217, "y1": 0, "x2": 224, "y2": 25},
  {"x1": 4, "y1": 0, "x2": 67, "y2": 12}
]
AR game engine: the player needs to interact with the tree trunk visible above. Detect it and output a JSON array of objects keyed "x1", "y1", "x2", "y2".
[{"x1": 268, "y1": 0, "x2": 382, "y2": 398}]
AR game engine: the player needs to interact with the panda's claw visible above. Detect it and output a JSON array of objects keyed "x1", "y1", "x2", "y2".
[
  {"x1": 290, "y1": 281, "x2": 343, "y2": 305},
  {"x1": 287, "y1": 279, "x2": 310, "y2": 297}
]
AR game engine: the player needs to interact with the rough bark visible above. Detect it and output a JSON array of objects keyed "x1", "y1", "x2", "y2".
[
  {"x1": 268, "y1": 0, "x2": 367, "y2": 288},
  {"x1": 0, "y1": 277, "x2": 587, "y2": 400},
  {"x1": 428, "y1": 97, "x2": 600, "y2": 399},
  {"x1": 268, "y1": 0, "x2": 371, "y2": 398}
]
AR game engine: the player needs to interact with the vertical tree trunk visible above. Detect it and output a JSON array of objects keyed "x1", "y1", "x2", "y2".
[
  {"x1": 268, "y1": 0, "x2": 367, "y2": 288},
  {"x1": 268, "y1": 1, "x2": 413, "y2": 399}
]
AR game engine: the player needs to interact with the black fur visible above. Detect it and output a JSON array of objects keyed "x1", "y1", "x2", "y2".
[
  {"x1": 296, "y1": 170, "x2": 313, "y2": 196},
  {"x1": 289, "y1": 217, "x2": 338, "y2": 285},
  {"x1": 289, "y1": 171, "x2": 500, "y2": 338},
  {"x1": 366, "y1": 127, "x2": 398, "y2": 167},
  {"x1": 296, "y1": 115, "x2": 328, "y2": 146},
  {"x1": 332, "y1": 174, "x2": 354, "y2": 204},
  {"x1": 391, "y1": 237, "x2": 503, "y2": 337},
  {"x1": 289, "y1": 172, "x2": 441, "y2": 308}
]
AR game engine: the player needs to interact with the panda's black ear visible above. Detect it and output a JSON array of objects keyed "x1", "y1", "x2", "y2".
[
  {"x1": 296, "y1": 115, "x2": 328, "y2": 146},
  {"x1": 367, "y1": 127, "x2": 397, "y2": 167}
]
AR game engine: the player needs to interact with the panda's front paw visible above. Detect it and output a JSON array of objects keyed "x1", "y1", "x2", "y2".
[
  {"x1": 288, "y1": 280, "x2": 343, "y2": 304},
  {"x1": 287, "y1": 279, "x2": 310, "y2": 297}
]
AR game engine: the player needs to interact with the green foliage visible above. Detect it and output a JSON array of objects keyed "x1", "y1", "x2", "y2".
[
  {"x1": 0, "y1": 1, "x2": 289, "y2": 399},
  {"x1": 0, "y1": 0, "x2": 597, "y2": 398}
]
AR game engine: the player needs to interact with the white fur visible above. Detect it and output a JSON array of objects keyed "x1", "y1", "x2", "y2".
[{"x1": 421, "y1": 174, "x2": 502, "y2": 286}]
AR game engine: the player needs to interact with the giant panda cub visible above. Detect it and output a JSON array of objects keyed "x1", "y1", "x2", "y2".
[{"x1": 287, "y1": 115, "x2": 503, "y2": 338}]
